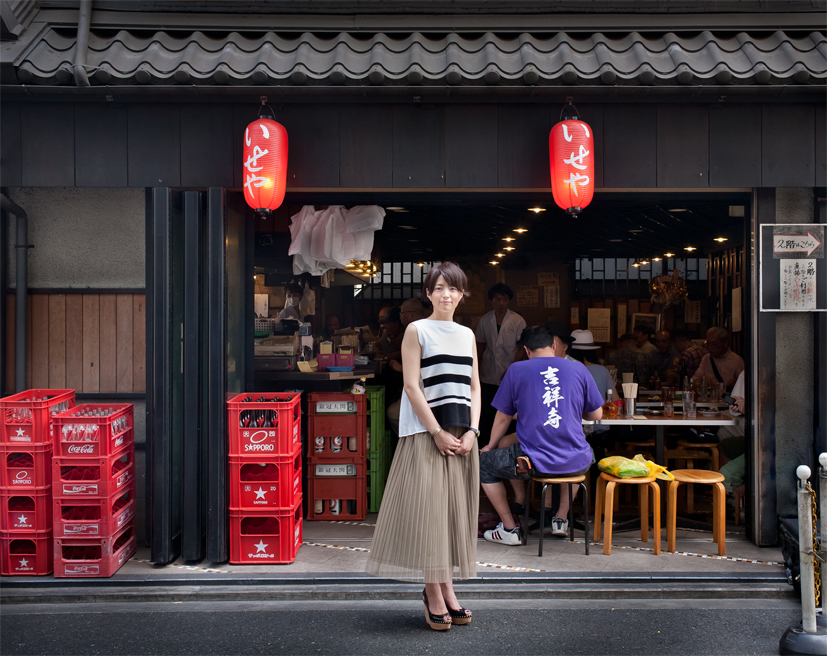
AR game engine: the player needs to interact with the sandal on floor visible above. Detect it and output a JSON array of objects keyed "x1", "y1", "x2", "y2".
[
  {"x1": 446, "y1": 605, "x2": 472, "y2": 625},
  {"x1": 422, "y1": 588, "x2": 452, "y2": 631}
]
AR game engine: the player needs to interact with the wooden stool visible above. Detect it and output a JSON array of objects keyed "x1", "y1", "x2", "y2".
[
  {"x1": 677, "y1": 440, "x2": 720, "y2": 471},
  {"x1": 667, "y1": 469, "x2": 726, "y2": 556},
  {"x1": 522, "y1": 475, "x2": 589, "y2": 557},
  {"x1": 665, "y1": 449, "x2": 713, "y2": 513},
  {"x1": 593, "y1": 473, "x2": 661, "y2": 556}
]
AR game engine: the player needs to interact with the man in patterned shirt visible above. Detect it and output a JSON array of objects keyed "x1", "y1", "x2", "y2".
[{"x1": 672, "y1": 329, "x2": 708, "y2": 381}]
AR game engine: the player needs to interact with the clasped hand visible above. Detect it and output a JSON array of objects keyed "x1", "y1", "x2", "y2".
[{"x1": 435, "y1": 430, "x2": 476, "y2": 457}]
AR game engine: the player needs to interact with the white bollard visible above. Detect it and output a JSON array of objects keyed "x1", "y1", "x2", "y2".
[{"x1": 796, "y1": 465, "x2": 817, "y2": 634}]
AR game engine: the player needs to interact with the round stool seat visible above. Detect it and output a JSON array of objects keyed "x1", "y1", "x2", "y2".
[
  {"x1": 670, "y1": 469, "x2": 724, "y2": 484},
  {"x1": 625, "y1": 440, "x2": 655, "y2": 447},
  {"x1": 533, "y1": 474, "x2": 586, "y2": 484},
  {"x1": 598, "y1": 472, "x2": 656, "y2": 485},
  {"x1": 678, "y1": 440, "x2": 718, "y2": 448}
]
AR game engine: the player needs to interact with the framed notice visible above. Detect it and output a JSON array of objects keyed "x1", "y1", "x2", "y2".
[
  {"x1": 630, "y1": 312, "x2": 660, "y2": 334},
  {"x1": 685, "y1": 300, "x2": 701, "y2": 324},
  {"x1": 543, "y1": 285, "x2": 560, "y2": 309},
  {"x1": 517, "y1": 286, "x2": 539, "y2": 307},
  {"x1": 587, "y1": 307, "x2": 612, "y2": 343},
  {"x1": 570, "y1": 305, "x2": 580, "y2": 326},
  {"x1": 538, "y1": 272, "x2": 559, "y2": 286},
  {"x1": 760, "y1": 224, "x2": 826, "y2": 311}
]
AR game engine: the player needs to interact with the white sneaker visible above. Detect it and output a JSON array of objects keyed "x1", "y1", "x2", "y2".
[
  {"x1": 483, "y1": 522, "x2": 522, "y2": 546},
  {"x1": 551, "y1": 517, "x2": 568, "y2": 537}
]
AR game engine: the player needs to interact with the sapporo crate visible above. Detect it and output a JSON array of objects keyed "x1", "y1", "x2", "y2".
[
  {"x1": 1, "y1": 489, "x2": 53, "y2": 532},
  {"x1": 229, "y1": 500, "x2": 302, "y2": 565},
  {"x1": 53, "y1": 404, "x2": 134, "y2": 458},
  {"x1": 53, "y1": 483, "x2": 136, "y2": 538},
  {"x1": 52, "y1": 450, "x2": 134, "y2": 499},
  {"x1": 0, "y1": 443, "x2": 52, "y2": 489},
  {"x1": 0, "y1": 529, "x2": 53, "y2": 575},
  {"x1": 306, "y1": 460, "x2": 366, "y2": 521},
  {"x1": 54, "y1": 521, "x2": 136, "y2": 578},
  {"x1": 229, "y1": 446, "x2": 302, "y2": 510},
  {"x1": 228, "y1": 392, "x2": 302, "y2": 456},
  {"x1": 1, "y1": 389, "x2": 75, "y2": 445}
]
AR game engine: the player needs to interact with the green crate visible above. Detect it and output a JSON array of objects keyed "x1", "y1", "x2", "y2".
[
  {"x1": 365, "y1": 386, "x2": 386, "y2": 457},
  {"x1": 367, "y1": 466, "x2": 388, "y2": 513}
]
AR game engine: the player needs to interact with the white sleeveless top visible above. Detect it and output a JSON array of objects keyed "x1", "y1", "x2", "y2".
[{"x1": 398, "y1": 319, "x2": 475, "y2": 438}]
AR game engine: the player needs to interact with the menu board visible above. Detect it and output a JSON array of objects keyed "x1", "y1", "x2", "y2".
[
  {"x1": 685, "y1": 300, "x2": 701, "y2": 324},
  {"x1": 517, "y1": 286, "x2": 539, "y2": 307},
  {"x1": 587, "y1": 308, "x2": 612, "y2": 343},
  {"x1": 543, "y1": 285, "x2": 560, "y2": 308},
  {"x1": 760, "y1": 224, "x2": 827, "y2": 312}
]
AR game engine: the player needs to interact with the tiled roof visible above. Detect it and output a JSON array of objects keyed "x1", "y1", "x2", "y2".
[{"x1": 14, "y1": 28, "x2": 826, "y2": 85}]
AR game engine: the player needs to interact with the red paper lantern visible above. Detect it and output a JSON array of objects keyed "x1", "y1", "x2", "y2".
[
  {"x1": 243, "y1": 111, "x2": 288, "y2": 214},
  {"x1": 549, "y1": 116, "x2": 595, "y2": 216}
]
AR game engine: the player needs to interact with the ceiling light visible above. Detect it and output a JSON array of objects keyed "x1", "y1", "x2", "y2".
[
  {"x1": 503, "y1": 246, "x2": 515, "y2": 251},
  {"x1": 416, "y1": 262, "x2": 425, "y2": 267},
  {"x1": 495, "y1": 253, "x2": 505, "y2": 258},
  {"x1": 652, "y1": 257, "x2": 662, "y2": 262},
  {"x1": 513, "y1": 228, "x2": 528, "y2": 233},
  {"x1": 253, "y1": 275, "x2": 257, "y2": 279},
  {"x1": 669, "y1": 208, "x2": 687, "y2": 212},
  {"x1": 714, "y1": 237, "x2": 728, "y2": 242},
  {"x1": 640, "y1": 258, "x2": 650, "y2": 265},
  {"x1": 528, "y1": 207, "x2": 546, "y2": 214},
  {"x1": 684, "y1": 246, "x2": 696, "y2": 251},
  {"x1": 631, "y1": 261, "x2": 641, "y2": 268},
  {"x1": 609, "y1": 239, "x2": 623, "y2": 243},
  {"x1": 386, "y1": 206, "x2": 405, "y2": 211},
  {"x1": 399, "y1": 225, "x2": 417, "y2": 230},
  {"x1": 629, "y1": 229, "x2": 643, "y2": 233},
  {"x1": 489, "y1": 261, "x2": 499, "y2": 265},
  {"x1": 502, "y1": 237, "x2": 515, "y2": 242},
  {"x1": 664, "y1": 252, "x2": 675, "y2": 258}
]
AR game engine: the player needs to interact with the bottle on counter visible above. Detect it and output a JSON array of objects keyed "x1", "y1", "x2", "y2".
[
  {"x1": 351, "y1": 377, "x2": 366, "y2": 394},
  {"x1": 603, "y1": 388, "x2": 618, "y2": 419}
]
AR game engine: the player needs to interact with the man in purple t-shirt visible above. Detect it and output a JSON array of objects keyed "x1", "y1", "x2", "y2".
[{"x1": 480, "y1": 325, "x2": 604, "y2": 545}]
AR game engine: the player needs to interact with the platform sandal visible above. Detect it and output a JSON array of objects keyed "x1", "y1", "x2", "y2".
[
  {"x1": 422, "y1": 588, "x2": 452, "y2": 631},
  {"x1": 446, "y1": 605, "x2": 472, "y2": 625}
]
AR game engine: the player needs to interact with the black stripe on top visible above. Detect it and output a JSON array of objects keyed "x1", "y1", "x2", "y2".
[
  {"x1": 427, "y1": 394, "x2": 472, "y2": 405},
  {"x1": 420, "y1": 354, "x2": 474, "y2": 369},
  {"x1": 432, "y1": 403, "x2": 471, "y2": 429},
  {"x1": 423, "y1": 373, "x2": 472, "y2": 388}
]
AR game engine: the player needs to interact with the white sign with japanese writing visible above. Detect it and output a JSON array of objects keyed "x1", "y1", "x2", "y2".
[
  {"x1": 517, "y1": 286, "x2": 539, "y2": 307},
  {"x1": 538, "y1": 272, "x2": 559, "y2": 286},
  {"x1": 685, "y1": 300, "x2": 701, "y2": 324},
  {"x1": 543, "y1": 285, "x2": 560, "y2": 309},
  {"x1": 587, "y1": 308, "x2": 612, "y2": 343},
  {"x1": 315, "y1": 401, "x2": 356, "y2": 414},
  {"x1": 781, "y1": 259, "x2": 817, "y2": 310}
]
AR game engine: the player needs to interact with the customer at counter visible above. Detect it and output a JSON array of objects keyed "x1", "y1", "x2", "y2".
[
  {"x1": 378, "y1": 306, "x2": 404, "y2": 361},
  {"x1": 692, "y1": 327, "x2": 744, "y2": 390},
  {"x1": 278, "y1": 283, "x2": 304, "y2": 322},
  {"x1": 606, "y1": 333, "x2": 647, "y2": 383},
  {"x1": 634, "y1": 324, "x2": 657, "y2": 355},
  {"x1": 673, "y1": 329, "x2": 708, "y2": 381},
  {"x1": 324, "y1": 314, "x2": 340, "y2": 341},
  {"x1": 648, "y1": 330, "x2": 680, "y2": 381}
]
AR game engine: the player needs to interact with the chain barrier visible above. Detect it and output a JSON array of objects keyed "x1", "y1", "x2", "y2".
[{"x1": 806, "y1": 481, "x2": 821, "y2": 608}]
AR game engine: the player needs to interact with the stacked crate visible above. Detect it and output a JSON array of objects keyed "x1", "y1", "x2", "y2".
[
  {"x1": 51, "y1": 404, "x2": 136, "y2": 578},
  {"x1": 0, "y1": 389, "x2": 75, "y2": 576},
  {"x1": 365, "y1": 386, "x2": 392, "y2": 513},
  {"x1": 227, "y1": 393, "x2": 303, "y2": 565},
  {"x1": 306, "y1": 393, "x2": 367, "y2": 521}
]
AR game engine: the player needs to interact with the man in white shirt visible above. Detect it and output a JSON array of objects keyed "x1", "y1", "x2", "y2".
[
  {"x1": 475, "y1": 284, "x2": 526, "y2": 446},
  {"x1": 634, "y1": 324, "x2": 657, "y2": 356}
]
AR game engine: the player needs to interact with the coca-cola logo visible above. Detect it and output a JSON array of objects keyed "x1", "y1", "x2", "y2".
[
  {"x1": 66, "y1": 565, "x2": 99, "y2": 574},
  {"x1": 117, "y1": 507, "x2": 134, "y2": 526},
  {"x1": 115, "y1": 436, "x2": 124, "y2": 446},
  {"x1": 116, "y1": 471, "x2": 131, "y2": 487},
  {"x1": 65, "y1": 524, "x2": 97, "y2": 535},
  {"x1": 64, "y1": 484, "x2": 98, "y2": 494},
  {"x1": 67, "y1": 444, "x2": 95, "y2": 454}
]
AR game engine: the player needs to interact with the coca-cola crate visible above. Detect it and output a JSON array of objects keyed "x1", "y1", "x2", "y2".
[
  {"x1": 306, "y1": 462, "x2": 366, "y2": 521},
  {"x1": 0, "y1": 530, "x2": 53, "y2": 575},
  {"x1": 307, "y1": 426, "x2": 367, "y2": 461},
  {"x1": 1, "y1": 389, "x2": 75, "y2": 445},
  {"x1": 229, "y1": 446, "x2": 302, "y2": 510},
  {"x1": 0, "y1": 443, "x2": 52, "y2": 489},
  {"x1": 53, "y1": 484, "x2": 135, "y2": 538},
  {"x1": 229, "y1": 500, "x2": 302, "y2": 565},
  {"x1": 53, "y1": 404, "x2": 133, "y2": 458},
  {"x1": 52, "y1": 450, "x2": 134, "y2": 499},
  {"x1": 1, "y1": 489, "x2": 53, "y2": 532},
  {"x1": 228, "y1": 392, "x2": 302, "y2": 456},
  {"x1": 54, "y1": 521, "x2": 136, "y2": 578}
]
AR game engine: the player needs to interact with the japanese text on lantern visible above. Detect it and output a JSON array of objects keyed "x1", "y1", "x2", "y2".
[
  {"x1": 244, "y1": 126, "x2": 269, "y2": 199},
  {"x1": 561, "y1": 123, "x2": 591, "y2": 197}
]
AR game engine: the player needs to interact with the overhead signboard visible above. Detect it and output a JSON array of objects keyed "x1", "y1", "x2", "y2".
[{"x1": 759, "y1": 224, "x2": 827, "y2": 312}]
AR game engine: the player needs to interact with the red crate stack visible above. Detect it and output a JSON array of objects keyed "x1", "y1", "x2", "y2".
[
  {"x1": 0, "y1": 389, "x2": 74, "y2": 576},
  {"x1": 50, "y1": 404, "x2": 136, "y2": 578},
  {"x1": 306, "y1": 393, "x2": 367, "y2": 521},
  {"x1": 227, "y1": 392, "x2": 303, "y2": 565}
]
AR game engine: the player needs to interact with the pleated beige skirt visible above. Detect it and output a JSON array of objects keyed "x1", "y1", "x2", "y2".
[{"x1": 365, "y1": 426, "x2": 479, "y2": 583}]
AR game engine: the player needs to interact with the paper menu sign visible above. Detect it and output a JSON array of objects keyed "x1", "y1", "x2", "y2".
[
  {"x1": 517, "y1": 286, "x2": 539, "y2": 307},
  {"x1": 685, "y1": 300, "x2": 701, "y2": 324},
  {"x1": 543, "y1": 285, "x2": 560, "y2": 309},
  {"x1": 587, "y1": 308, "x2": 612, "y2": 343},
  {"x1": 781, "y1": 259, "x2": 816, "y2": 310},
  {"x1": 538, "y1": 272, "x2": 559, "y2": 286}
]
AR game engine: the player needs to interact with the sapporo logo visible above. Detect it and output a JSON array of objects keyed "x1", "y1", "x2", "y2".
[
  {"x1": 247, "y1": 539, "x2": 274, "y2": 559},
  {"x1": 16, "y1": 558, "x2": 33, "y2": 571},
  {"x1": 10, "y1": 428, "x2": 30, "y2": 441},
  {"x1": 13, "y1": 470, "x2": 31, "y2": 484}
]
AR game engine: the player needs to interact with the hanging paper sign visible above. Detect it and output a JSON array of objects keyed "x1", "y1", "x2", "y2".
[
  {"x1": 517, "y1": 286, "x2": 539, "y2": 307},
  {"x1": 587, "y1": 308, "x2": 612, "y2": 343},
  {"x1": 538, "y1": 272, "x2": 559, "y2": 286},
  {"x1": 570, "y1": 306, "x2": 580, "y2": 325},
  {"x1": 685, "y1": 301, "x2": 701, "y2": 324},
  {"x1": 544, "y1": 285, "x2": 560, "y2": 309},
  {"x1": 760, "y1": 224, "x2": 827, "y2": 312}
]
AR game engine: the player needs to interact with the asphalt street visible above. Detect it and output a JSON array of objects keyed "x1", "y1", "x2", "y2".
[{"x1": 0, "y1": 598, "x2": 802, "y2": 655}]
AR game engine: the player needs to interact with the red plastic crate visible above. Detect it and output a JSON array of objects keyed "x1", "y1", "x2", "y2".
[
  {"x1": 1, "y1": 389, "x2": 75, "y2": 445},
  {"x1": 53, "y1": 484, "x2": 136, "y2": 538},
  {"x1": 309, "y1": 392, "x2": 365, "y2": 416},
  {"x1": 0, "y1": 530, "x2": 53, "y2": 575},
  {"x1": 1, "y1": 489, "x2": 53, "y2": 532},
  {"x1": 306, "y1": 463, "x2": 366, "y2": 521},
  {"x1": 54, "y1": 521, "x2": 136, "y2": 578},
  {"x1": 0, "y1": 443, "x2": 52, "y2": 489},
  {"x1": 53, "y1": 404, "x2": 133, "y2": 458},
  {"x1": 229, "y1": 447, "x2": 302, "y2": 510},
  {"x1": 228, "y1": 392, "x2": 302, "y2": 456},
  {"x1": 308, "y1": 421, "x2": 367, "y2": 460},
  {"x1": 229, "y1": 501, "x2": 302, "y2": 565},
  {"x1": 52, "y1": 450, "x2": 134, "y2": 499}
]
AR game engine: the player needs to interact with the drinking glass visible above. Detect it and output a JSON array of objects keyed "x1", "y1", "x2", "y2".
[
  {"x1": 715, "y1": 382, "x2": 726, "y2": 402},
  {"x1": 682, "y1": 390, "x2": 695, "y2": 405},
  {"x1": 685, "y1": 400, "x2": 697, "y2": 419},
  {"x1": 664, "y1": 402, "x2": 674, "y2": 417}
]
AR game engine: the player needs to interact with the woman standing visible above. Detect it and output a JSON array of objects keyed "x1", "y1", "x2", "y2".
[{"x1": 366, "y1": 262, "x2": 481, "y2": 631}]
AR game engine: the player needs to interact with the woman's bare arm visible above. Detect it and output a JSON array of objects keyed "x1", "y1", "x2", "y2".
[{"x1": 456, "y1": 339, "x2": 481, "y2": 456}]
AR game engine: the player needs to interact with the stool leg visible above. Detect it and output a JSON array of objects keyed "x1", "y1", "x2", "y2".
[
  {"x1": 603, "y1": 481, "x2": 616, "y2": 556},
  {"x1": 568, "y1": 484, "x2": 575, "y2": 543},
  {"x1": 714, "y1": 482, "x2": 726, "y2": 556},
  {"x1": 712, "y1": 485, "x2": 719, "y2": 544},
  {"x1": 650, "y1": 482, "x2": 661, "y2": 555},
  {"x1": 580, "y1": 482, "x2": 590, "y2": 555},
  {"x1": 594, "y1": 477, "x2": 605, "y2": 544},
  {"x1": 640, "y1": 484, "x2": 649, "y2": 544},
  {"x1": 522, "y1": 480, "x2": 531, "y2": 546},
  {"x1": 711, "y1": 447, "x2": 720, "y2": 472},
  {"x1": 539, "y1": 483, "x2": 548, "y2": 557},
  {"x1": 686, "y1": 462, "x2": 695, "y2": 514},
  {"x1": 667, "y1": 481, "x2": 680, "y2": 553}
]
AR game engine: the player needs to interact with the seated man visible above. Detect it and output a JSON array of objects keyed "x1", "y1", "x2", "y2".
[{"x1": 480, "y1": 325, "x2": 604, "y2": 545}]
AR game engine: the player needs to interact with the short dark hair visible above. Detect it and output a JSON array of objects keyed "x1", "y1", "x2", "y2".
[
  {"x1": 634, "y1": 324, "x2": 653, "y2": 337},
  {"x1": 671, "y1": 329, "x2": 691, "y2": 341},
  {"x1": 619, "y1": 332, "x2": 637, "y2": 343},
  {"x1": 422, "y1": 262, "x2": 468, "y2": 303},
  {"x1": 285, "y1": 283, "x2": 303, "y2": 297},
  {"x1": 520, "y1": 325, "x2": 555, "y2": 351},
  {"x1": 385, "y1": 306, "x2": 401, "y2": 324},
  {"x1": 488, "y1": 283, "x2": 514, "y2": 301}
]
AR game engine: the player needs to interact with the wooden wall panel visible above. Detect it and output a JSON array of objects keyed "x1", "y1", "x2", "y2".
[
  {"x1": 584, "y1": 104, "x2": 604, "y2": 189},
  {"x1": 48, "y1": 294, "x2": 66, "y2": 388},
  {"x1": 116, "y1": 295, "x2": 134, "y2": 393},
  {"x1": 393, "y1": 105, "x2": 444, "y2": 188},
  {"x1": 1, "y1": 103, "x2": 21, "y2": 187},
  {"x1": 281, "y1": 105, "x2": 340, "y2": 188},
  {"x1": 339, "y1": 105, "x2": 393, "y2": 188},
  {"x1": 82, "y1": 295, "x2": 100, "y2": 393},
  {"x1": 22, "y1": 104, "x2": 74, "y2": 187},
  {"x1": 603, "y1": 104, "x2": 657, "y2": 188},
  {"x1": 98, "y1": 295, "x2": 118, "y2": 392},
  {"x1": 762, "y1": 104, "x2": 815, "y2": 187},
  {"x1": 5, "y1": 296, "x2": 15, "y2": 392},
  {"x1": 657, "y1": 105, "x2": 708, "y2": 188},
  {"x1": 128, "y1": 105, "x2": 181, "y2": 187},
  {"x1": 31, "y1": 296, "x2": 49, "y2": 388},
  {"x1": 65, "y1": 295, "x2": 84, "y2": 391},
  {"x1": 496, "y1": 105, "x2": 550, "y2": 188},
  {"x1": 75, "y1": 105, "x2": 128, "y2": 187},
  {"x1": 180, "y1": 104, "x2": 234, "y2": 187},
  {"x1": 709, "y1": 104, "x2": 761, "y2": 188},
  {"x1": 133, "y1": 295, "x2": 146, "y2": 393},
  {"x1": 445, "y1": 105, "x2": 497, "y2": 188},
  {"x1": 816, "y1": 104, "x2": 826, "y2": 188}
]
